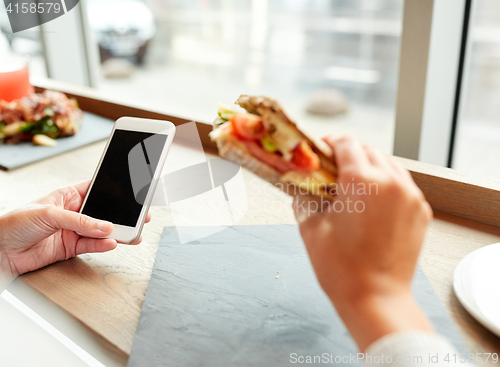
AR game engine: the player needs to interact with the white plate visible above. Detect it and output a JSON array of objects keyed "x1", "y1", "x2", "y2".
[{"x1": 453, "y1": 243, "x2": 500, "y2": 337}]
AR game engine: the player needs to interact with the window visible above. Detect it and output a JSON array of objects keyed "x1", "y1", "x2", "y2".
[
  {"x1": 0, "y1": 4, "x2": 47, "y2": 79},
  {"x1": 91, "y1": 0, "x2": 404, "y2": 154},
  {"x1": 453, "y1": 0, "x2": 500, "y2": 179}
]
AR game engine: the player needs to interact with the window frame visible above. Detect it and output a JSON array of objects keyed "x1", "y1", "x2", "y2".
[
  {"x1": 38, "y1": 0, "x2": 474, "y2": 167},
  {"x1": 393, "y1": 0, "x2": 473, "y2": 167},
  {"x1": 39, "y1": 0, "x2": 99, "y2": 87}
]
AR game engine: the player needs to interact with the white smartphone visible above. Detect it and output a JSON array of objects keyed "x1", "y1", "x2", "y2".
[{"x1": 79, "y1": 117, "x2": 175, "y2": 244}]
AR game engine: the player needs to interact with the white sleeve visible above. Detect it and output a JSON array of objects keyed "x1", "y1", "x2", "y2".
[{"x1": 362, "y1": 331, "x2": 475, "y2": 367}]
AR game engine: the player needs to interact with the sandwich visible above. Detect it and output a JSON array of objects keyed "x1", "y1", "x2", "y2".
[{"x1": 210, "y1": 95, "x2": 337, "y2": 197}]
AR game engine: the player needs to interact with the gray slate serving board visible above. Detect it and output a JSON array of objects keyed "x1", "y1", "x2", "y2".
[
  {"x1": 0, "y1": 112, "x2": 114, "y2": 170},
  {"x1": 129, "y1": 225, "x2": 467, "y2": 367}
]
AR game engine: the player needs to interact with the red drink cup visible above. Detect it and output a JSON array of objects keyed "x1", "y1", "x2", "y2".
[{"x1": 0, "y1": 55, "x2": 34, "y2": 102}]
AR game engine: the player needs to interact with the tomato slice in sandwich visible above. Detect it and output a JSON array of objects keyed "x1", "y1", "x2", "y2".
[
  {"x1": 291, "y1": 141, "x2": 320, "y2": 170},
  {"x1": 230, "y1": 114, "x2": 269, "y2": 140}
]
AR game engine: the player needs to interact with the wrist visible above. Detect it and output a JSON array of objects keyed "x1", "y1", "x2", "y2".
[
  {"x1": 0, "y1": 216, "x2": 18, "y2": 279},
  {"x1": 0, "y1": 252, "x2": 17, "y2": 279},
  {"x1": 0, "y1": 253, "x2": 17, "y2": 292},
  {"x1": 331, "y1": 289, "x2": 434, "y2": 352}
]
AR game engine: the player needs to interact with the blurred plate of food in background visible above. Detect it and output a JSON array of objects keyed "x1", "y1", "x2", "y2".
[{"x1": 0, "y1": 91, "x2": 114, "y2": 170}]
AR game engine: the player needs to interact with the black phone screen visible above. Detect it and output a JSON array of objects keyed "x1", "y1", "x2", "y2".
[{"x1": 81, "y1": 129, "x2": 168, "y2": 227}]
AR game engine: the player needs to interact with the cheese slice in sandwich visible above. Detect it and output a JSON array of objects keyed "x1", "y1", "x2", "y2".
[{"x1": 210, "y1": 95, "x2": 337, "y2": 197}]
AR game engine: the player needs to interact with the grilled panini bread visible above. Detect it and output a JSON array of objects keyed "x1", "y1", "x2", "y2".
[{"x1": 210, "y1": 95, "x2": 337, "y2": 197}]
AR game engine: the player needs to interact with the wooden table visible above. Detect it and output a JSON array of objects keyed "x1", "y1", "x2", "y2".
[{"x1": 1, "y1": 81, "x2": 499, "y2": 365}]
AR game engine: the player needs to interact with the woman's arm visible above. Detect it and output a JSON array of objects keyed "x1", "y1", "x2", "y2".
[
  {"x1": 0, "y1": 181, "x2": 150, "y2": 282},
  {"x1": 293, "y1": 135, "x2": 434, "y2": 351}
]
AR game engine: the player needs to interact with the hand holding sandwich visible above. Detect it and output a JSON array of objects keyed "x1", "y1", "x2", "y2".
[
  {"x1": 211, "y1": 96, "x2": 467, "y2": 363},
  {"x1": 294, "y1": 134, "x2": 434, "y2": 352}
]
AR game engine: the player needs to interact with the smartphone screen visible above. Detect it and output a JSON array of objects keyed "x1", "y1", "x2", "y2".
[{"x1": 81, "y1": 129, "x2": 168, "y2": 227}]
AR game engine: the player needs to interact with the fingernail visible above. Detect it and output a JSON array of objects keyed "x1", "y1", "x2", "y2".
[
  {"x1": 295, "y1": 211, "x2": 308, "y2": 224},
  {"x1": 98, "y1": 221, "x2": 112, "y2": 232}
]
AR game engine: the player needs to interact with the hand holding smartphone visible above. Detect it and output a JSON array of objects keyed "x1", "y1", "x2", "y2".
[{"x1": 79, "y1": 117, "x2": 175, "y2": 244}]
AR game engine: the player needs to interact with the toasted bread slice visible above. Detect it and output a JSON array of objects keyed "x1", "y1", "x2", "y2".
[
  {"x1": 211, "y1": 95, "x2": 337, "y2": 197},
  {"x1": 236, "y1": 95, "x2": 337, "y2": 175}
]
